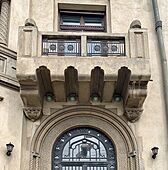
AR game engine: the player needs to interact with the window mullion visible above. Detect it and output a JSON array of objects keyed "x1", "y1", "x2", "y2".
[{"x1": 80, "y1": 16, "x2": 85, "y2": 26}]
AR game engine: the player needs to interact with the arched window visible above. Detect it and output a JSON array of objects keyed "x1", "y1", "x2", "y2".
[{"x1": 52, "y1": 128, "x2": 116, "y2": 170}]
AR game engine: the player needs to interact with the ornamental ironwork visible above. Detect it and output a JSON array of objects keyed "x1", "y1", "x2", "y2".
[
  {"x1": 52, "y1": 128, "x2": 116, "y2": 170},
  {"x1": 50, "y1": 44, "x2": 56, "y2": 51},
  {"x1": 42, "y1": 38, "x2": 81, "y2": 56},
  {"x1": 87, "y1": 39, "x2": 125, "y2": 56}
]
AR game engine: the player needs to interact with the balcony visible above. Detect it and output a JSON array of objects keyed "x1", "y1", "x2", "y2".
[{"x1": 17, "y1": 19, "x2": 151, "y2": 122}]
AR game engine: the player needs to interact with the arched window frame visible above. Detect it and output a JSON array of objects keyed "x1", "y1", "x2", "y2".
[{"x1": 52, "y1": 127, "x2": 117, "y2": 170}]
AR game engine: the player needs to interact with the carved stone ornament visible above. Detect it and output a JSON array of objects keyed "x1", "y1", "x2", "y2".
[
  {"x1": 25, "y1": 18, "x2": 36, "y2": 27},
  {"x1": 124, "y1": 107, "x2": 143, "y2": 122},
  {"x1": 130, "y1": 20, "x2": 141, "y2": 29},
  {"x1": 0, "y1": 0, "x2": 10, "y2": 45},
  {"x1": 23, "y1": 107, "x2": 42, "y2": 121}
]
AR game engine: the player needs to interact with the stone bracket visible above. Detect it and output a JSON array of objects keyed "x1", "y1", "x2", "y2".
[
  {"x1": 23, "y1": 107, "x2": 42, "y2": 122},
  {"x1": 124, "y1": 81, "x2": 148, "y2": 122}
]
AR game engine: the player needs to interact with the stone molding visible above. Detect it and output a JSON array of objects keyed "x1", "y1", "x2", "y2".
[
  {"x1": 0, "y1": 44, "x2": 17, "y2": 59},
  {"x1": 27, "y1": 106, "x2": 140, "y2": 170},
  {"x1": 23, "y1": 107, "x2": 42, "y2": 121},
  {"x1": 125, "y1": 107, "x2": 143, "y2": 123},
  {"x1": 0, "y1": 44, "x2": 19, "y2": 90}
]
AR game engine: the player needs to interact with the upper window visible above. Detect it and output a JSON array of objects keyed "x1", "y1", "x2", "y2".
[{"x1": 60, "y1": 10, "x2": 106, "y2": 32}]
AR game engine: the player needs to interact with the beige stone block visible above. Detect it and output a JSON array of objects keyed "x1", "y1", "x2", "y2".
[
  {"x1": 18, "y1": 26, "x2": 38, "y2": 58},
  {"x1": 129, "y1": 28, "x2": 149, "y2": 59}
]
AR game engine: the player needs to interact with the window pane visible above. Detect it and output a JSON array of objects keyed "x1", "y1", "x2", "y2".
[
  {"x1": 52, "y1": 128, "x2": 116, "y2": 170},
  {"x1": 84, "y1": 16, "x2": 103, "y2": 26},
  {"x1": 60, "y1": 12, "x2": 105, "y2": 31},
  {"x1": 62, "y1": 15, "x2": 80, "y2": 26}
]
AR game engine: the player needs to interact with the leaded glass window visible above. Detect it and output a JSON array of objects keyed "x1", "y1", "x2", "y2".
[{"x1": 52, "y1": 128, "x2": 116, "y2": 170}]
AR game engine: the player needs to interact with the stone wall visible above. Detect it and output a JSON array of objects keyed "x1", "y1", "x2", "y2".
[
  {"x1": 0, "y1": 0, "x2": 168, "y2": 170},
  {"x1": 0, "y1": 86, "x2": 23, "y2": 170}
]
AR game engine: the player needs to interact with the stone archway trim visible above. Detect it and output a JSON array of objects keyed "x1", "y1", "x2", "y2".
[{"x1": 29, "y1": 106, "x2": 140, "y2": 170}]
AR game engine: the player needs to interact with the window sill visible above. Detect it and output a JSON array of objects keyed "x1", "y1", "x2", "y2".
[{"x1": 60, "y1": 25, "x2": 105, "y2": 31}]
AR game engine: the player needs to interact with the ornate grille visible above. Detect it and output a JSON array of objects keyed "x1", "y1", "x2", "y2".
[
  {"x1": 52, "y1": 128, "x2": 116, "y2": 170},
  {"x1": 87, "y1": 39, "x2": 125, "y2": 56},
  {"x1": 42, "y1": 38, "x2": 81, "y2": 56}
]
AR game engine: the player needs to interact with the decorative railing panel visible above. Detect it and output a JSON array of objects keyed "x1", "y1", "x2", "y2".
[
  {"x1": 87, "y1": 39, "x2": 125, "y2": 56},
  {"x1": 42, "y1": 38, "x2": 81, "y2": 56}
]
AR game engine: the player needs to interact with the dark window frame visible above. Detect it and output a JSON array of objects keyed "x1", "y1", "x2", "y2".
[{"x1": 59, "y1": 10, "x2": 106, "y2": 32}]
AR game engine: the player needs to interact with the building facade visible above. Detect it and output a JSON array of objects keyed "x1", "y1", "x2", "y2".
[{"x1": 0, "y1": 0, "x2": 168, "y2": 170}]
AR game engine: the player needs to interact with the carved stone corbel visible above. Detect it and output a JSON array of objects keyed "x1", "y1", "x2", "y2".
[
  {"x1": 23, "y1": 107, "x2": 42, "y2": 122},
  {"x1": 124, "y1": 107, "x2": 143, "y2": 122},
  {"x1": 124, "y1": 81, "x2": 148, "y2": 122}
]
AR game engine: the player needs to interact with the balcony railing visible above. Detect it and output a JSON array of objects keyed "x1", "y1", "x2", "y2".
[
  {"x1": 42, "y1": 36, "x2": 125, "y2": 57},
  {"x1": 87, "y1": 39, "x2": 125, "y2": 56},
  {"x1": 42, "y1": 38, "x2": 81, "y2": 56}
]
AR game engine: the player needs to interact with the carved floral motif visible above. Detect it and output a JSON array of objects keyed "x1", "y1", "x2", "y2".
[
  {"x1": 23, "y1": 107, "x2": 42, "y2": 121},
  {"x1": 124, "y1": 107, "x2": 143, "y2": 122}
]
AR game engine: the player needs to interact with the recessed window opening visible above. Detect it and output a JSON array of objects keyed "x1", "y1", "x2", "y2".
[{"x1": 59, "y1": 10, "x2": 106, "y2": 32}]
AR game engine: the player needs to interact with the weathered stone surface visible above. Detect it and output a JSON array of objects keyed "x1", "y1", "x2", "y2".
[{"x1": 0, "y1": 0, "x2": 168, "y2": 170}]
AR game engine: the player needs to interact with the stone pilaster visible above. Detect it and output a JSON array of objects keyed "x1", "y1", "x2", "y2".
[{"x1": 0, "y1": 0, "x2": 10, "y2": 45}]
